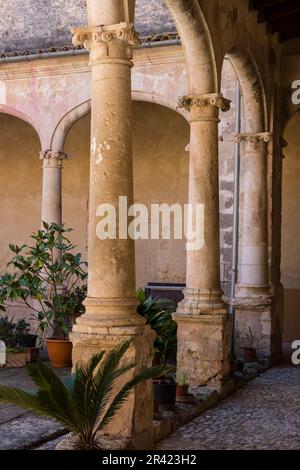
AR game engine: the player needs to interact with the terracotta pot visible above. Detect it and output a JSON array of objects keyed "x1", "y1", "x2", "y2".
[
  {"x1": 242, "y1": 347, "x2": 256, "y2": 362},
  {"x1": 176, "y1": 384, "x2": 189, "y2": 397},
  {"x1": 46, "y1": 339, "x2": 72, "y2": 368}
]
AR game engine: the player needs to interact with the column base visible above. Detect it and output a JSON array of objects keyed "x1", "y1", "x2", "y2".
[
  {"x1": 174, "y1": 289, "x2": 231, "y2": 387},
  {"x1": 71, "y1": 301, "x2": 156, "y2": 450},
  {"x1": 233, "y1": 284, "x2": 283, "y2": 363}
]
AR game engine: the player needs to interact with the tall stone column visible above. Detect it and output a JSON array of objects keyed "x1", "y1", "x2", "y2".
[
  {"x1": 40, "y1": 150, "x2": 68, "y2": 225},
  {"x1": 70, "y1": 7, "x2": 155, "y2": 448},
  {"x1": 174, "y1": 93, "x2": 232, "y2": 388},
  {"x1": 233, "y1": 132, "x2": 276, "y2": 361}
]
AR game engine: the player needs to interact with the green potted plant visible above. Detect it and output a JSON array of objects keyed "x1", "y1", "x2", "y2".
[
  {"x1": 0, "y1": 340, "x2": 169, "y2": 450},
  {"x1": 15, "y1": 319, "x2": 37, "y2": 348},
  {"x1": 242, "y1": 325, "x2": 257, "y2": 362},
  {"x1": 136, "y1": 289, "x2": 177, "y2": 410},
  {"x1": 0, "y1": 223, "x2": 87, "y2": 368}
]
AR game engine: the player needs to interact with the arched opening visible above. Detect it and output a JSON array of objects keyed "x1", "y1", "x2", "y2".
[
  {"x1": 0, "y1": 113, "x2": 41, "y2": 269},
  {"x1": 281, "y1": 111, "x2": 300, "y2": 344},
  {"x1": 63, "y1": 101, "x2": 190, "y2": 287}
]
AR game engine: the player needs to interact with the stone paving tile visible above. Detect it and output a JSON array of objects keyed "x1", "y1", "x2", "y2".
[
  {"x1": 0, "y1": 362, "x2": 70, "y2": 450},
  {"x1": 157, "y1": 367, "x2": 300, "y2": 450}
]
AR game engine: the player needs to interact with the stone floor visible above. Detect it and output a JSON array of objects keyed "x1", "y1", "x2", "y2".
[
  {"x1": 0, "y1": 363, "x2": 70, "y2": 450},
  {"x1": 0, "y1": 362, "x2": 299, "y2": 450},
  {"x1": 157, "y1": 366, "x2": 300, "y2": 450}
]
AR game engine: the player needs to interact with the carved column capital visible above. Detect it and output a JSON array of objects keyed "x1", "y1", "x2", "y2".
[
  {"x1": 40, "y1": 150, "x2": 69, "y2": 169},
  {"x1": 234, "y1": 132, "x2": 272, "y2": 144},
  {"x1": 178, "y1": 93, "x2": 231, "y2": 122},
  {"x1": 71, "y1": 22, "x2": 140, "y2": 64}
]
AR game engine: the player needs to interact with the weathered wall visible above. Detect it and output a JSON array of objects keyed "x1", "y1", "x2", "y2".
[
  {"x1": 0, "y1": 0, "x2": 174, "y2": 54},
  {"x1": 63, "y1": 101, "x2": 189, "y2": 288},
  {"x1": 282, "y1": 112, "x2": 300, "y2": 341},
  {"x1": 0, "y1": 114, "x2": 41, "y2": 269}
]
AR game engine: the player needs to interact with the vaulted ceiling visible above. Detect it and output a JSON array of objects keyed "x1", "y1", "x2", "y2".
[{"x1": 250, "y1": 0, "x2": 300, "y2": 42}]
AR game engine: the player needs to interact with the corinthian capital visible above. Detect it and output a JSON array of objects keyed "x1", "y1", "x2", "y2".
[
  {"x1": 178, "y1": 93, "x2": 231, "y2": 113},
  {"x1": 72, "y1": 22, "x2": 140, "y2": 62},
  {"x1": 40, "y1": 150, "x2": 68, "y2": 168}
]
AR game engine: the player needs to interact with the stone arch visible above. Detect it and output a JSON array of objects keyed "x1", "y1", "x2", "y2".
[
  {"x1": 0, "y1": 104, "x2": 42, "y2": 146},
  {"x1": 51, "y1": 92, "x2": 188, "y2": 152},
  {"x1": 164, "y1": 0, "x2": 217, "y2": 93},
  {"x1": 224, "y1": 47, "x2": 267, "y2": 132}
]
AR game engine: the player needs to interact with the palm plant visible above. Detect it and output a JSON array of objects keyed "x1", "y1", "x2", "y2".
[{"x1": 0, "y1": 339, "x2": 169, "y2": 450}]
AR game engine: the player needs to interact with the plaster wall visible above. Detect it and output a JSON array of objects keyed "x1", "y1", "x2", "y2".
[{"x1": 62, "y1": 101, "x2": 190, "y2": 288}]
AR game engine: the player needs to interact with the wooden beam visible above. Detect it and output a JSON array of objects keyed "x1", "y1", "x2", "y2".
[
  {"x1": 279, "y1": 25, "x2": 300, "y2": 42},
  {"x1": 251, "y1": 0, "x2": 284, "y2": 10}
]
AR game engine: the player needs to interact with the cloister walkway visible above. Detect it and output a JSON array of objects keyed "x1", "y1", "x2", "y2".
[
  {"x1": 157, "y1": 366, "x2": 300, "y2": 450},
  {"x1": 0, "y1": 363, "x2": 299, "y2": 450}
]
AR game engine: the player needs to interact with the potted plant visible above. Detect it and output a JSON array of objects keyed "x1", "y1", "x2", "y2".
[
  {"x1": 136, "y1": 289, "x2": 177, "y2": 410},
  {"x1": 0, "y1": 222, "x2": 87, "y2": 368},
  {"x1": 15, "y1": 319, "x2": 37, "y2": 348},
  {"x1": 242, "y1": 325, "x2": 257, "y2": 362},
  {"x1": 6, "y1": 346, "x2": 27, "y2": 368},
  {"x1": 175, "y1": 371, "x2": 189, "y2": 397},
  {"x1": 0, "y1": 316, "x2": 26, "y2": 367},
  {"x1": 0, "y1": 340, "x2": 169, "y2": 450}
]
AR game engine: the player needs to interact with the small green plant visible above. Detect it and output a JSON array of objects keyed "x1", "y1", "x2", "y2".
[
  {"x1": 0, "y1": 316, "x2": 17, "y2": 349},
  {"x1": 0, "y1": 339, "x2": 169, "y2": 450},
  {"x1": 0, "y1": 223, "x2": 87, "y2": 341},
  {"x1": 136, "y1": 288, "x2": 177, "y2": 364}
]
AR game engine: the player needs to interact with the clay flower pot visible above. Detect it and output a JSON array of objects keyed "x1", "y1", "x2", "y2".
[
  {"x1": 46, "y1": 339, "x2": 72, "y2": 368},
  {"x1": 176, "y1": 384, "x2": 189, "y2": 397}
]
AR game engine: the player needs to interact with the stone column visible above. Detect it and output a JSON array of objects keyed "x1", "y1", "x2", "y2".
[
  {"x1": 40, "y1": 150, "x2": 68, "y2": 225},
  {"x1": 174, "y1": 93, "x2": 232, "y2": 388},
  {"x1": 70, "y1": 7, "x2": 155, "y2": 449},
  {"x1": 233, "y1": 132, "x2": 275, "y2": 361}
]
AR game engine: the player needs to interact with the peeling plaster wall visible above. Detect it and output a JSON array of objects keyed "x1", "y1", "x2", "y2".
[{"x1": 219, "y1": 59, "x2": 237, "y2": 298}]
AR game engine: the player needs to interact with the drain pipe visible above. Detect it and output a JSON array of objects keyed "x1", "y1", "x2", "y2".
[{"x1": 230, "y1": 80, "x2": 241, "y2": 357}]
